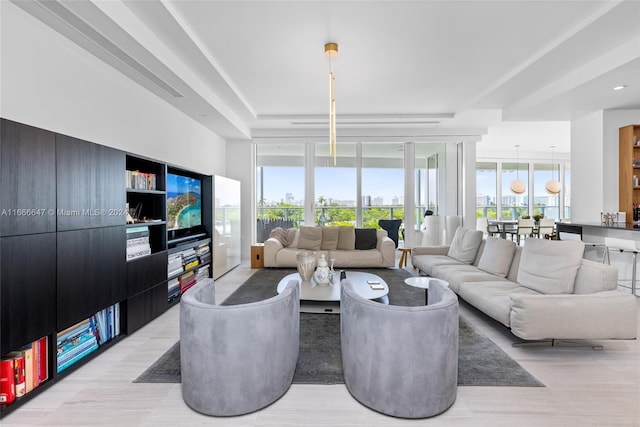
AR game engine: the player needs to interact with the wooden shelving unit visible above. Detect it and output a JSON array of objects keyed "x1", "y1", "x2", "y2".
[{"x1": 618, "y1": 124, "x2": 640, "y2": 225}]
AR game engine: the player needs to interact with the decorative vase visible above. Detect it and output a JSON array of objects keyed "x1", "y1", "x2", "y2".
[
  {"x1": 313, "y1": 254, "x2": 331, "y2": 286},
  {"x1": 296, "y1": 250, "x2": 316, "y2": 282}
]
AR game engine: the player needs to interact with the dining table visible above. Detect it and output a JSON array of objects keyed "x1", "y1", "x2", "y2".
[{"x1": 487, "y1": 219, "x2": 518, "y2": 239}]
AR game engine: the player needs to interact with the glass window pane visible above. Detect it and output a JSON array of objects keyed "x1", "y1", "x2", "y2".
[
  {"x1": 315, "y1": 143, "x2": 357, "y2": 226},
  {"x1": 502, "y1": 162, "x2": 528, "y2": 219},
  {"x1": 256, "y1": 144, "x2": 305, "y2": 241},
  {"x1": 534, "y1": 163, "x2": 560, "y2": 220},
  {"x1": 414, "y1": 143, "x2": 445, "y2": 229},
  {"x1": 563, "y1": 163, "x2": 571, "y2": 220},
  {"x1": 476, "y1": 162, "x2": 497, "y2": 219},
  {"x1": 361, "y1": 143, "x2": 404, "y2": 233}
]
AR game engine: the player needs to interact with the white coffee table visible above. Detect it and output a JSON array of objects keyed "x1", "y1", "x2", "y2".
[
  {"x1": 404, "y1": 276, "x2": 449, "y2": 305},
  {"x1": 277, "y1": 271, "x2": 389, "y2": 313}
]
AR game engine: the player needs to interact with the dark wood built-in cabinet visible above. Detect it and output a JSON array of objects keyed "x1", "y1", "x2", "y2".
[{"x1": 0, "y1": 118, "x2": 212, "y2": 417}]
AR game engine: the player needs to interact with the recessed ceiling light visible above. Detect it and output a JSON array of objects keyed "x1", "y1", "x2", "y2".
[{"x1": 613, "y1": 85, "x2": 627, "y2": 91}]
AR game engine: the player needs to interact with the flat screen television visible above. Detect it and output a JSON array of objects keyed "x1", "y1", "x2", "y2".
[{"x1": 167, "y1": 171, "x2": 204, "y2": 242}]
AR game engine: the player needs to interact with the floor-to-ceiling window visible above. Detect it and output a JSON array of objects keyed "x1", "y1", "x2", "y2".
[
  {"x1": 361, "y1": 143, "x2": 405, "y2": 228},
  {"x1": 315, "y1": 143, "x2": 357, "y2": 226},
  {"x1": 533, "y1": 163, "x2": 560, "y2": 220},
  {"x1": 476, "y1": 158, "x2": 570, "y2": 221},
  {"x1": 476, "y1": 162, "x2": 497, "y2": 219},
  {"x1": 255, "y1": 144, "x2": 305, "y2": 241},
  {"x1": 256, "y1": 141, "x2": 447, "y2": 241}
]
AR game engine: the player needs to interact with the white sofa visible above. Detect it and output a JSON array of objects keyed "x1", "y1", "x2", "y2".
[
  {"x1": 412, "y1": 227, "x2": 638, "y2": 342},
  {"x1": 264, "y1": 225, "x2": 395, "y2": 268}
]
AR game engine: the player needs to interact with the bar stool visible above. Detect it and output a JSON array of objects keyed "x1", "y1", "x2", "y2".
[{"x1": 604, "y1": 237, "x2": 638, "y2": 296}]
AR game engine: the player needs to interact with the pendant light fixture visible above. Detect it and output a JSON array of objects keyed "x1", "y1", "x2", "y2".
[
  {"x1": 545, "y1": 145, "x2": 561, "y2": 194},
  {"x1": 510, "y1": 144, "x2": 526, "y2": 194},
  {"x1": 325, "y1": 42, "x2": 338, "y2": 165}
]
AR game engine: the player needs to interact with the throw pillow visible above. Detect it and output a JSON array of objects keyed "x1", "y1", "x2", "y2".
[
  {"x1": 269, "y1": 227, "x2": 292, "y2": 247},
  {"x1": 321, "y1": 227, "x2": 340, "y2": 250},
  {"x1": 355, "y1": 228, "x2": 377, "y2": 250},
  {"x1": 517, "y1": 238, "x2": 585, "y2": 294},
  {"x1": 477, "y1": 237, "x2": 516, "y2": 277},
  {"x1": 447, "y1": 227, "x2": 483, "y2": 264},
  {"x1": 297, "y1": 226, "x2": 322, "y2": 251},
  {"x1": 337, "y1": 226, "x2": 356, "y2": 250}
]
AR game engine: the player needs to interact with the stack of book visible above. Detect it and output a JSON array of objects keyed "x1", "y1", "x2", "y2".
[
  {"x1": 196, "y1": 242, "x2": 211, "y2": 266},
  {"x1": 179, "y1": 271, "x2": 196, "y2": 293},
  {"x1": 195, "y1": 265, "x2": 210, "y2": 283},
  {"x1": 167, "y1": 252, "x2": 183, "y2": 278},
  {"x1": 168, "y1": 277, "x2": 180, "y2": 302},
  {"x1": 56, "y1": 319, "x2": 99, "y2": 374},
  {"x1": 125, "y1": 170, "x2": 156, "y2": 190},
  {"x1": 182, "y1": 248, "x2": 199, "y2": 271},
  {"x1": 0, "y1": 337, "x2": 48, "y2": 404},
  {"x1": 93, "y1": 303, "x2": 120, "y2": 345},
  {"x1": 126, "y1": 226, "x2": 151, "y2": 261}
]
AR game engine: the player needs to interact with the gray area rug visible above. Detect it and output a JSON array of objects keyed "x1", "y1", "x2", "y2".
[{"x1": 134, "y1": 268, "x2": 544, "y2": 387}]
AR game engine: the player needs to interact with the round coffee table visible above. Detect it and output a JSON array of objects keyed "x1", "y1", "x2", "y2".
[{"x1": 404, "y1": 276, "x2": 449, "y2": 305}]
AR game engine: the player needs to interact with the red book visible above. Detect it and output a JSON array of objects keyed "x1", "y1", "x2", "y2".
[
  {"x1": 35, "y1": 337, "x2": 48, "y2": 385},
  {"x1": 0, "y1": 358, "x2": 16, "y2": 404},
  {"x1": 6, "y1": 352, "x2": 26, "y2": 397}
]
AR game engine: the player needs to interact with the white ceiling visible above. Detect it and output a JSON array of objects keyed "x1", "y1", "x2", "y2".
[{"x1": 12, "y1": 0, "x2": 640, "y2": 153}]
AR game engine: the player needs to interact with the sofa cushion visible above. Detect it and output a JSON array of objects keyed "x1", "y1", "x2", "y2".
[
  {"x1": 269, "y1": 227, "x2": 295, "y2": 247},
  {"x1": 431, "y1": 263, "x2": 508, "y2": 294},
  {"x1": 517, "y1": 239, "x2": 585, "y2": 294},
  {"x1": 321, "y1": 227, "x2": 340, "y2": 250},
  {"x1": 460, "y1": 281, "x2": 540, "y2": 327},
  {"x1": 477, "y1": 237, "x2": 516, "y2": 278},
  {"x1": 412, "y1": 254, "x2": 463, "y2": 276},
  {"x1": 355, "y1": 228, "x2": 377, "y2": 250},
  {"x1": 297, "y1": 226, "x2": 322, "y2": 251},
  {"x1": 447, "y1": 227, "x2": 483, "y2": 264},
  {"x1": 337, "y1": 226, "x2": 356, "y2": 251}
]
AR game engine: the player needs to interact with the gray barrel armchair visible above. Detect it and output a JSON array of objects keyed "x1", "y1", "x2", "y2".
[
  {"x1": 340, "y1": 279, "x2": 459, "y2": 418},
  {"x1": 180, "y1": 278, "x2": 300, "y2": 416}
]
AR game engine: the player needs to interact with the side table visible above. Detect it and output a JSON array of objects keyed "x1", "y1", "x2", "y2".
[
  {"x1": 398, "y1": 247, "x2": 412, "y2": 269},
  {"x1": 251, "y1": 243, "x2": 264, "y2": 268}
]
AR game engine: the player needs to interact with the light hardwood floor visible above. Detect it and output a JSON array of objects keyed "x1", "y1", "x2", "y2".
[{"x1": 4, "y1": 257, "x2": 639, "y2": 426}]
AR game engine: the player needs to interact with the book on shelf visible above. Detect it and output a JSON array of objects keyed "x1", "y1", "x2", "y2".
[
  {"x1": 93, "y1": 303, "x2": 120, "y2": 345},
  {"x1": 179, "y1": 271, "x2": 196, "y2": 293},
  {"x1": 195, "y1": 243, "x2": 210, "y2": 255},
  {"x1": 56, "y1": 318, "x2": 99, "y2": 374},
  {"x1": 0, "y1": 336, "x2": 48, "y2": 404},
  {"x1": 198, "y1": 252, "x2": 211, "y2": 265},
  {"x1": 126, "y1": 236, "x2": 150, "y2": 248},
  {"x1": 126, "y1": 170, "x2": 157, "y2": 191},
  {"x1": 168, "y1": 278, "x2": 180, "y2": 301},
  {"x1": 126, "y1": 243, "x2": 151, "y2": 261},
  {"x1": 0, "y1": 352, "x2": 26, "y2": 401},
  {"x1": 0, "y1": 358, "x2": 15, "y2": 404},
  {"x1": 184, "y1": 259, "x2": 200, "y2": 271},
  {"x1": 22, "y1": 346, "x2": 34, "y2": 394},
  {"x1": 126, "y1": 226, "x2": 150, "y2": 239}
]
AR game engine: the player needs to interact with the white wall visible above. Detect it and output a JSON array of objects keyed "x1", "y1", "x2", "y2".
[
  {"x1": 571, "y1": 109, "x2": 640, "y2": 221},
  {"x1": 571, "y1": 111, "x2": 605, "y2": 221},
  {"x1": 0, "y1": 1, "x2": 226, "y2": 176},
  {"x1": 225, "y1": 140, "x2": 254, "y2": 259}
]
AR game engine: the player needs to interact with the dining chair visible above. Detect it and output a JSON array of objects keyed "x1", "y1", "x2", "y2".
[
  {"x1": 536, "y1": 218, "x2": 556, "y2": 239},
  {"x1": 506, "y1": 217, "x2": 535, "y2": 244}
]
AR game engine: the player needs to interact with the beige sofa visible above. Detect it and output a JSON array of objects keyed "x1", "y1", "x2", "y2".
[
  {"x1": 264, "y1": 225, "x2": 395, "y2": 268},
  {"x1": 412, "y1": 227, "x2": 638, "y2": 342}
]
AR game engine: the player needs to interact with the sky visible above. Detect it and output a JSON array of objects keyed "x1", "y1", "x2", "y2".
[{"x1": 260, "y1": 167, "x2": 404, "y2": 204}]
